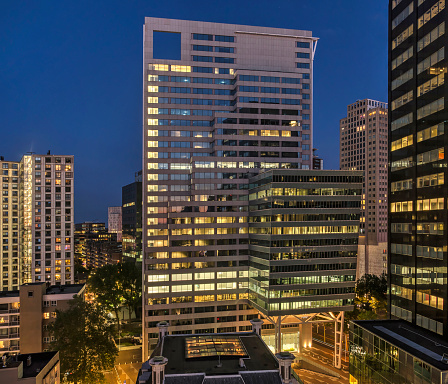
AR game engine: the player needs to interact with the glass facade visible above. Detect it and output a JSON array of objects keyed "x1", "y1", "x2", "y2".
[
  {"x1": 350, "y1": 321, "x2": 448, "y2": 384},
  {"x1": 248, "y1": 170, "x2": 362, "y2": 316},
  {"x1": 389, "y1": 0, "x2": 447, "y2": 335}
]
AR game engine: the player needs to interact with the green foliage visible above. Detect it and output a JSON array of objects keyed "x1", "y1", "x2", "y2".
[
  {"x1": 49, "y1": 297, "x2": 118, "y2": 384},
  {"x1": 119, "y1": 262, "x2": 142, "y2": 319},
  {"x1": 88, "y1": 262, "x2": 142, "y2": 324},
  {"x1": 355, "y1": 274, "x2": 387, "y2": 312},
  {"x1": 346, "y1": 274, "x2": 387, "y2": 325},
  {"x1": 88, "y1": 263, "x2": 123, "y2": 326}
]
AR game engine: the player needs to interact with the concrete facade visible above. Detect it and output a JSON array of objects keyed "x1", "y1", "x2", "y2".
[
  {"x1": 142, "y1": 17, "x2": 317, "y2": 359},
  {"x1": 0, "y1": 154, "x2": 74, "y2": 290},
  {"x1": 340, "y1": 99, "x2": 388, "y2": 277},
  {"x1": 0, "y1": 283, "x2": 84, "y2": 356},
  {"x1": 108, "y1": 206, "x2": 122, "y2": 242}
]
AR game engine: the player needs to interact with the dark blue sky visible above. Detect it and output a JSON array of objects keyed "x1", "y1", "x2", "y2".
[{"x1": 0, "y1": 0, "x2": 388, "y2": 223}]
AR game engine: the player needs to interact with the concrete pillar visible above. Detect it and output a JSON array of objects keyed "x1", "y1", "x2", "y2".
[
  {"x1": 299, "y1": 323, "x2": 313, "y2": 349},
  {"x1": 250, "y1": 318, "x2": 263, "y2": 336},
  {"x1": 275, "y1": 352, "x2": 295, "y2": 384},
  {"x1": 149, "y1": 356, "x2": 168, "y2": 384},
  {"x1": 156, "y1": 321, "x2": 169, "y2": 341}
]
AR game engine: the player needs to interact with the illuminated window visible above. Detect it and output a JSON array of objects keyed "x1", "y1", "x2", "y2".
[{"x1": 149, "y1": 64, "x2": 169, "y2": 71}]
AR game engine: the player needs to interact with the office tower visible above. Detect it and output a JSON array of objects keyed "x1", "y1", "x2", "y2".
[
  {"x1": 340, "y1": 99, "x2": 388, "y2": 277},
  {"x1": 349, "y1": 1, "x2": 448, "y2": 383},
  {"x1": 122, "y1": 172, "x2": 142, "y2": 262},
  {"x1": 0, "y1": 154, "x2": 74, "y2": 290},
  {"x1": 143, "y1": 17, "x2": 317, "y2": 358},
  {"x1": 108, "y1": 206, "x2": 122, "y2": 242},
  {"x1": 248, "y1": 169, "x2": 362, "y2": 366}
]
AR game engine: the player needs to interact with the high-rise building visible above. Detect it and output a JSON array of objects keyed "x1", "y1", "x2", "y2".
[
  {"x1": 312, "y1": 148, "x2": 323, "y2": 169},
  {"x1": 108, "y1": 206, "x2": 122, "y2": 242},
  {"x1": 340, "y1": 99, "x2": 388, "y2": 277},
  {"x1": 349, "y1": 1, "x2": 448, "y2": 383},
  {"x1": 122, "y1": 172, "x2": 142, "y2": 262},
  {"x1": 143, "y1": 17, "x2": 317, "y2": 359},
  {"x1": 0, "y1": 154, "x2": 74, "y2": 290}
]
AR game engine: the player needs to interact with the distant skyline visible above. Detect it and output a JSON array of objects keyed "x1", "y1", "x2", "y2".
[{"x1": 0, "y1": 0, "x2": 388, "y2": 222}]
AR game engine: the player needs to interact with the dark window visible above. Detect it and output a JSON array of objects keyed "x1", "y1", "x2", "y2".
[
  {"x1": 297, "y1": 42, "x2": 310, "y2": 48},
  {"x1": 296, "y1": 52, "x2": 310, "y2": 59},
  {"x1": 215, "y1": 57, "x2": 234, "y2": 64},
  {"x1": 193, "y1": 56, "x2": 213, "y2": 62},
  {"x1": 215, "y1": 46, "x2": 234, "y2": 53},
  {"x1": 193, "y1": 33, "x2": 213, "y2": 41},
  {"x1": 193, "y1": 66, "x2": 213, "y2": 73},
  {"x1": 193, "y1": 45, "x2": 213, "y2": 51},
  {"x1": 215, "y1": 35, "x2": 234, "y2": 42}
]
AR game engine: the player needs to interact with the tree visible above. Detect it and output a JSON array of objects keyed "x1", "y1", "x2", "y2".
[
  {"x1": 345, "y1": 274, "x2": 387, "y2": 327},
  {"x1": 119, "y1": 262, "x2": 142, "y2": 320},
  {"x1": 88, "y1": 263, "x2": 123, "y2": 327},
  {"x1": 49, "y1": 297, "x2": 118, "y2": 384},
  {"x1": 355, "y1": 273, "x2": 387, "y2": 312}
]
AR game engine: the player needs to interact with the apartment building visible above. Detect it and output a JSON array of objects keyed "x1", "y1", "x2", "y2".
[
  {"x1": 340, "y1": 99, "x2": 388, "y2": 277},
  {"x1": 0, "y1": 154, "x2": 74, "y2": 290},
  {"x1": 0, "y1": 282, "x2": 85, "y2": 355},
  {"x1": 142, "y1": 17, "x2": 318, "y2": 359}
]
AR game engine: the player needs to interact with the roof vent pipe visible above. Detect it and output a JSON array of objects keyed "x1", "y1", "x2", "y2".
[
  {"x1": 149, "y1": 356, "x2": 168, "y2": 384},
  {"x1": 250, "y1": 318, "x2": 263, "y2": 336}
]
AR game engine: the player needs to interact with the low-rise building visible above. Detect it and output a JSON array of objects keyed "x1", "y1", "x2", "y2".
[
  {"x1": 350, "y1": 319, "x2": 448, "y2": 384},
  {"x1": 0, "y1": 283, "x2": 85, "y2": 355},
  {"x1": 138, "y1": 321, "x2": 299, "y2": 384},
  {"x1": 0, "y1": 351, "x2": 60, "y2": 384}
]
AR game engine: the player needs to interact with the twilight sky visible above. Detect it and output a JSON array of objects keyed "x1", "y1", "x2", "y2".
[{"x1": 0, "y1": 0, "x2": 388, "y2": 223}]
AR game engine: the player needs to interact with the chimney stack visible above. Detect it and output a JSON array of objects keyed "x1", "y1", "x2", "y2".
[
  {"x1": 149, "y1": 356, "x2": 168, "y2": 384},
  {"x1": 156, "y1": 321, "x2": 169, "y2": 341},
  {"x1": 275, "y1": 352, "x2": 295, "y2": 384},
  {"x1": 250, "y1": 318, "x2": 263, "y2": 336}
]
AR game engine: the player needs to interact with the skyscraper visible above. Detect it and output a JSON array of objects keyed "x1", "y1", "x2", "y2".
[
  {"x1": 108, "y1": 206, "x2": 122, "y2": 242},
  {"x1": 142, "y1": 17, "x2": 317, "y2": 358},
  {"x1": 0, "y1": 154, "x2": 74, "y2": 290},
  {"x1": 122, "y1": 173, "x2": 142, "y2": 262},
  {"x1": 340, "y1": 99, "x2": 388, "y2": 277},
  {"x1": 350, "y1": 1, "x2": 448, "y2": 383}
]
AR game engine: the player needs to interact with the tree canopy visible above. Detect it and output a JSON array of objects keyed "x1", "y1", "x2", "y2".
[
  {"x1": 88, "y1": 262, "x2": 142, "y2": 324},
  {"x1": 49, "y1": 297, "x2": 118, "y2": 384},
  {"x1": 346, "y1": 273, "x2": 387, "y2": 325}
]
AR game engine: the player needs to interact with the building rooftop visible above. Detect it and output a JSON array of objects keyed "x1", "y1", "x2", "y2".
[
  {"x1": 354, "y1": 320, "x2": 448, "y2": 371},
  {"x1": 19, "y1": 352, "x2": 58, "y2": 378},
  {"x1": 156, "y1": 333, "x2": 278, "y2": 376},
  {"x1": 139, "y1": 332, "x2": 285, "y2": 384},
  {"x1": 0, "y1": 351, "x2": 58, "y2": 377},
  {"x1": 45, "y1": 283, "x2": 84, "y2": 295}
]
